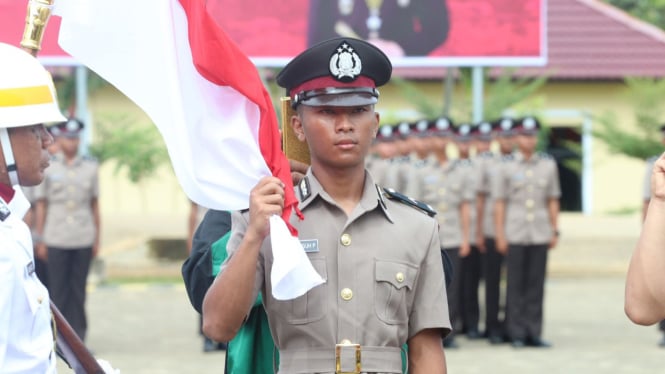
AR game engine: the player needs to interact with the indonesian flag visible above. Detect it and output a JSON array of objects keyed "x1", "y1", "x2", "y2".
[{"x1": 53, "y1": 0, "x2": 323, "y2": 299}]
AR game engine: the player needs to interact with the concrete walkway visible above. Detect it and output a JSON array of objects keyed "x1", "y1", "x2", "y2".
[{"x1": 55, "y1": 212, "x2": 665, "y2": 373}]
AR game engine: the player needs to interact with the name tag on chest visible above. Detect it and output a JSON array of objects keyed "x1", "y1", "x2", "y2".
[{"x1": 300, "y1": 239, "x2": 320, "y2": 253}]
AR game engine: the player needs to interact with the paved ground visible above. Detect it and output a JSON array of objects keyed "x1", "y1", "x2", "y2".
[{"x1": 56, "y1": 212, "x2": 665, "y2": 373}]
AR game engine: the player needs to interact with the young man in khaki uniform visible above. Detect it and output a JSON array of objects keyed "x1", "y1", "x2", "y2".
[
  {"x1": 492, "y1": 116, "x2": 560, "y2": 348},
  {"x1": 35, "y1": 118, "x2": 100, "y2": 341},
  {"x1": 202, "y1": 37, "x2": 451, "y2": 373}
]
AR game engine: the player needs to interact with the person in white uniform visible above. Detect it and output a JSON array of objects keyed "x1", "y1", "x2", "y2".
[{"x1": 0, "y1": 42, "x2": 66, "y2": 373}]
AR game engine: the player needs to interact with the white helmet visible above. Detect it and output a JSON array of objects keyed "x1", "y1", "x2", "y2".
[
  {"x1": 0, "y1": 42, "x2": 66, "y2": 128},
  {"x1": 0, "y1": 42, "x2": 65, "y2": 186}
]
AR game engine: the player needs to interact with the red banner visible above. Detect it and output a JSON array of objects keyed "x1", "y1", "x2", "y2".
[{"x1": 0, "y1": 0, "x2": 545, "y2": 67}]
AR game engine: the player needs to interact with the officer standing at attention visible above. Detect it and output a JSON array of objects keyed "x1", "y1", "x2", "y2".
[
  {"x1": 202, "y1": 37, "x2": 451, "y2": 373},
  {"x1": 638, "y1": 124, "x2": 665, "y2": 346},
  {"x1": 454, "y1": 123, "x2": 483, "y2": 339},
  {"x1": 34, "y1": 118, "x2": 100, "y2": 341},
  {"x1": 475, "y1": 117, "x2": 516, "y2": 344},
  {"x1": 414, "y1": 121, "x2": 472, "y2": 349},
  {"x1": 365, "y1": 124, "x2": 397, "y2": 187},
  {"x1": 0, "y1": 42, "x2": 64, "y2": 373},
  {"x1": 493, "y1": 116, "x2": 560, "y2": 348}
]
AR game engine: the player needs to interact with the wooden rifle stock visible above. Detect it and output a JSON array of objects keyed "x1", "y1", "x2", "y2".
[{"x1": 51, "y1": 301, "x2": 106, "y2": 374}]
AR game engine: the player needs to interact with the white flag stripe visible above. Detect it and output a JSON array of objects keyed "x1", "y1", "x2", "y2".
[{"x1": 54, "y1": 0, "x2": 271, "y2": 210}]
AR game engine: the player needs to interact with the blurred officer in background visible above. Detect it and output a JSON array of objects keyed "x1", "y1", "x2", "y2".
[
  {"x1": 475, "y1": 117, "x2": 516, "y2": 344},
  {"x1": 454, "y1": 123, "x2": 483, "y2": 340},
  {"x1": 382, "y1": 121, "x2": 412, "y2": 191},
  {"x1": 35, "y1": 117, "x2": 100, "y2": 341},
  {"x1": 493, "y1": 116, "x2": 560, "y2": 348},
  {"x1": 416, "y1": 121, "x2": 472, "y2": 348},
  {"x1": 0, "y1": 41, "x2": 64, "y2": 373},
  {"x1": 366, "y1": 124, "x2": 398, "y2": 187}
]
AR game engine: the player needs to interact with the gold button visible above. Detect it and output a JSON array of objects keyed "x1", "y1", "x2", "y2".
[
  {"x1": 527, "y1": 185, "x2": 534, "y2": 192},
  {"x1": 525, "y1": 169, "x2": 533, "y2": 178},
  {"x1": 396, "y1": 272, "x2": 405, "y2": 283},
  {"x1": 340, "y1": 339, "x2": 352, "y2": 345},
  {"x1": 67, "y1": 200, "x2": 76, "y2": 209},
  {"x1": 66, "y1": 216, "x2": 74, "y2": 224},
  {"x1": 437, "y1": 203, "x2": 447, "y2": 212},
  {"x1": 526, "y1": 213, "x2": 534, "y2": 222},
  {"x1": 37, "y1": 296, "x2": 43, "y2": 304},
  {"x1": 341, "y1": 288, "x2": 353, "y2": 301},
  {"x1": 525, "y1": 199, "x2": 534, "y2": 208},
  {"x1": 67, "y1": 186, "x2": 76, "y2": 193},
  {"x1": 68, "y1": 171, "x2": 76, "y2": 178},
  {"x1": 340, "y1": 233, "x2": 352, "y2": 246},
  {"x1": 438, "y1": 188, "x2": 446, "y2": 195}
]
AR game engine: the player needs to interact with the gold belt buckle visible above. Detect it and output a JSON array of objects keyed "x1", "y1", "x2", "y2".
[{"x1": 335, "y1": 342, "x2": 361, "y2": 374}]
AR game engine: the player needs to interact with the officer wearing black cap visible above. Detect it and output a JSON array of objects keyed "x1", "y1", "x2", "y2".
[
  {"x1": 492, "y1": 116, "x2": 560, "y2": 348},
  {"x1": 34, "y1": 117, "x2": 100, "y2": 341},
  {"x1": 366, "y1": 124, "x2": 398, "y2": 186},
  {"x1": 202, "y1": 37, "x2": 451, "y2": 373},
  {"x1": 641, "y1": 123, "x2": 665, "y2": 346},
  {"x1": 451, "y1": 122, "x2": 483, "y2": 340},
  {"x1": 475, "y1": 117, "x2": 516, "y2": 344},
  {"x1": 382, "y1": 120, "x2": 412, "y2": 191}
]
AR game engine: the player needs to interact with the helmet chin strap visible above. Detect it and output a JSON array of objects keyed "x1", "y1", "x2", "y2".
[{"x1": 0, "y1": 128, "x2": 19, "y2": 186}]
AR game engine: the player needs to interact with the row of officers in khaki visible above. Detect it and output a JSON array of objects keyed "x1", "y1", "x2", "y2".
[{"x1": 367, "y1": 115, "x2": 561, "y2": 348}]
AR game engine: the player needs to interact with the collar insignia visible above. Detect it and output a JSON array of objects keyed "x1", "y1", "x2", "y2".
[
  {"x1": 299, "y1": 176, "x2": 311, "y2": 201},
  {"x1": 329, "y1": 42, "x2": 362, "y2": 82}
]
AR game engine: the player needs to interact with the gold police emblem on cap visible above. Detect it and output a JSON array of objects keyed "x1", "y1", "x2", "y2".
[
  {"x1": 329, "y1": 42, "x2": 362, "y2": 82},
  {"x1": 501, "y1": 118, "x2": 513, "y2": 130},
  {"x1": 523, "y1": 117, "x2": 537, "y2": 130}
]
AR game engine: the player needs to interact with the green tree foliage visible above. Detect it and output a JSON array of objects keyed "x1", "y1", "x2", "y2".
[
  {"x1": 89, "y1": 114, "x2": 169, "y2": 183},
  {"x1": 593, "y1": 78, "x2": 665, "y2": 160},
  {"x1": 604, "y1": 0, "x2": 665, "y2": 30}
]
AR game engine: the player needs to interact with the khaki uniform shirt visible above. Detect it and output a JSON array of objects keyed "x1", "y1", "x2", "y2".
[
  {"x1": 492, "y1": 152, "x2": 561, "y2": 245},
  {"x1": 461, "y1": 158, "x2": 481, "y2": 242},
  {"x1": 417, "y1": 160, "x2": 475, "y2": 248},
  {"x1": 35, "y1": 154, "x2": 99, "y2": 248},
  {"x1": 224, "y1": 170, "x2": 450, "y2": 374},
  {"x1": 382, "y1": 156, "x2": 410, "y2": 192},
  {"x1": 402, "y1": 154, "x2": 433, "y2": 200},
  {"x1": 475, "y1": 152, "x2": 512, "y2": 238}
]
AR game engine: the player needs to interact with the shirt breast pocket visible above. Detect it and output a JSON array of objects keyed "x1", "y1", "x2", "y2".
[
  {"x1": 272, "y1": 257, "x2": 328, "y2": 325},
  {"x1": 374, "y1": 260, "x2": 418, "y2": 325}
]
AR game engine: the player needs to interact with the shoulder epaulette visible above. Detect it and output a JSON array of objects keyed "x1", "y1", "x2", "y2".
[
  {"x1": 455, "y1": 158, "x2": 472, "y2": 168},
  {"x1": 480, "y1": 151, "x2": 494, "y2": 159},
  {"x1": 382, "y1": 188, "x2": 436, "y2": 217}
]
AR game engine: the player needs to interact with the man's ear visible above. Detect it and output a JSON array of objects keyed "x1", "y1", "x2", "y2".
[
  {"x1": 373, "y1": 111, "x2": 380, "y2": 138},
  {"x1": 291, "y1": 113, "x2": 306, "y2": 142}
]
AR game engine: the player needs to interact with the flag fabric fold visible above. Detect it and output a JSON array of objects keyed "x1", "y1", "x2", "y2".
[{"x1": 53, "y1": 0, "x2": 322, "y2": 300}]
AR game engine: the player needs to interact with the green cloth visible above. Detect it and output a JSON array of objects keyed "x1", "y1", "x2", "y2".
[
  {"x1": 211, "y1": 233, "x2": 277, "y2": 373},
  {"x1": 210, "y1": 234, "x2": 407, "y2": 373}
]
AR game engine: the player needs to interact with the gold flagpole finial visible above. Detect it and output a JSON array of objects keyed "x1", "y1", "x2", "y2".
[{"x1": 20, "y1": 0, "x2": 56, "y2": 55}]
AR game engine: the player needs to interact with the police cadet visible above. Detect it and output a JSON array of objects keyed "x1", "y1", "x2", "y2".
[
  {"x1": 34, "y1": 117, "x2": 100, "y2": 341},
  {"x1": 382, "y1": 121, "x2": 412, "y2": 192},
  {"x1": 413, "y1": 120, "x2": 472, "y2": 348},
  {"x1": 202, "y1": 37, "x2": 451, "y2": 374},
  {"x1": 475, "y1": 117, "x2": 516, "y2": 344},
  {"x1": 492, "y1": 116, "x2": 560, "y2": 348},
  {"x1": 402, "y1": 119, "x2": 434, "y2": 199},
  {"x1": 0, "y1": 42, "x2": 64, "y2": 373},
  {"x1": 366, "y1": 124, "x2": 397, "y2": 187},
  {"x1": 453, "y1": 122, "x2": 483, "y2": 340},
  {"x1": 639, "y1": 123, "x2": 665, "y2": 346}
]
